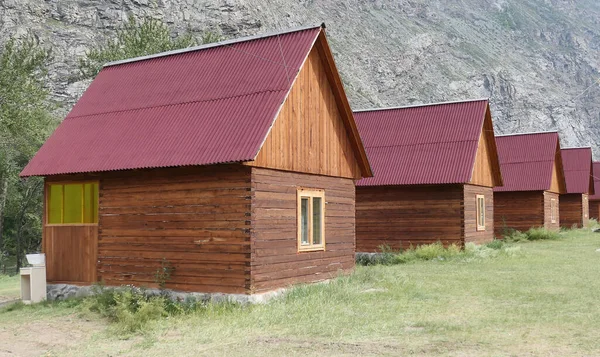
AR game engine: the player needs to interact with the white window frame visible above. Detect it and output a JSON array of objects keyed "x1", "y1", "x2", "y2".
[
  {"x1": 476, "y1": 194, "x2": 486, "y2": 231},
  {"x1": 297, "y1": 188, "x2": 325, "y2": 252}
]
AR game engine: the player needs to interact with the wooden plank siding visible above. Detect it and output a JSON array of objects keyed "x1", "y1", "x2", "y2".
[
  {"x1": 246, "y1": 43, "x2": 362, "y2": 180},
  {"x1": 463, "y1": 185, "x2": 494, "y2": 244},
  {"x1": 469, "y1": 109, "x2": 502, "y2": 188},
  {"x1": 43, "y1": 225, "x2": 98, "y2": 283},
  {"x1": 355, "y1": 185, "x2": 465, "y2": 251},
  {"x1": 44, "y1": 175, "x2": 100, "y2": 285},
  {"x1": 590, "y1": 201, "x2": 600, "y2": 221},
  {"x1": 560, "y1": 193, "x2": 589, "y2": 228},
  {"x1": 494, "y1": 191, "x2": 559, "y2": 237},
  {"x1": 549, "y1": 149, "x2": 564, "y2": 194},
  {"x1": 250, "y1": 167, "x2": 355, "y2": 293}
]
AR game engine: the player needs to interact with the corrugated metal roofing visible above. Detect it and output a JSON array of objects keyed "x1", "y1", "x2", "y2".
[
  {"x1": 589, "y1": 162, "x2": 600, "y2": 201},
  {"x1": 355, "y1": 99, "x2": 489, "y2": 186},
  {"x1": 494, "y1": 132, "x2": 560, "y2": 192},
  {"x1": 21, "y1": 26, "x2": 323, "y2": 177},
  {"x1": 561, "y1": 147, "x2": 593, "y2": 194}
]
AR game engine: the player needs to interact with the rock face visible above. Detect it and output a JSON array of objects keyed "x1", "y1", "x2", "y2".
[{"x1": 1, "y1": 0, "x2": 600, "y2": 155}]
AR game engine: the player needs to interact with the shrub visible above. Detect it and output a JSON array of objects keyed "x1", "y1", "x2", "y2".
[
  {"x1": 79, "y1": 285, "x2": 209, "y2": 334},
  {"x1": 502, "y1": 227, "x2": 561, "y2": 242},
  {"x1": 501, "y1": 228, "x2": 528, "y2": 242},
  {"x1": 485, "y1": 239, "x2": 506, "y2": 250},
  {"x1": 524, "y1": 227, "x2": 560, "y2": 241},
  {"x1": 356, "y1": 241, "x2": 518, "y2": 266}
]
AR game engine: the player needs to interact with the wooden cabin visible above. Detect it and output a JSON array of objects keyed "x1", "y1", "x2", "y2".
[
  {"x1": 559, "y1": 148, "x2": 594, "y2": 228},
  {"x1": 494, "y1": 132, "x2": 566, "y2": 237},
  {"x1": 20, "y1": 24, "x2": 372, "y2": 295},
  {"x1": 353, "y1": 99, "x2": 503, "y2": 252},
  {"x1": 589, "y1": 162, "x2": 600, "y2": 221}
]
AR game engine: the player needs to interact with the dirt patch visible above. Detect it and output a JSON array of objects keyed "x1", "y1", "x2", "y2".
[{"x1": 0, "y1": 314, "x2": 104, "y2": 357}]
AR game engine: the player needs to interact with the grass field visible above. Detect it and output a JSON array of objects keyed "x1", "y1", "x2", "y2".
[
  {"x1": 1, "y1": 228, "x2": 600, "y2": 356},
  {"x1": 0, "y1": 275, "x2": 19, "y2": 304}
]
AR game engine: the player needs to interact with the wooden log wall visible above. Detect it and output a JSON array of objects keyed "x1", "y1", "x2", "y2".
[
  {"x1": 559, "y1": 193, "x2": 588, "y2": 228},
  {"x1": 355, "y1": 184, "x2": 464, "y2": 252},
  {"x1": 494, "y1": 191, "x2": 545, "y2": 237},
  {"x1": 543, "y1": 191, "x2": 560, "y2": 231},
  {"x1": 250, "y1": 167, "x2": 355, "y2": 293},
  {"x1": 463, "y1": 185, "x2": 494, "y2": 244},
  {"x1": 97, "y1": 165, "x2": 252, "y2": 294},
  {"x1": 590, "y1": 200, "x2": 600, "y2": 221}
]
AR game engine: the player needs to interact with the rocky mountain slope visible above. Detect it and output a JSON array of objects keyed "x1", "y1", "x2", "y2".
[{"x1": 1, "y1": 0, "x2": 599, "y2": 155}]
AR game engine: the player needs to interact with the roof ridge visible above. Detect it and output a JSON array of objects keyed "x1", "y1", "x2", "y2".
[
  {"x1": 561, "y1": 146, "x2": 592, "y2": 150},
  {"x1": 104, "y1": 23, "x2": 324, "y2": 68},
  {"x1": 66, "y1": 88, "x2": 287, "y2": 120},
  {"x1": 365, "y1": 139, "x2": 479, "y2": 149},
  {"x1": 354, "y1": 98, "x2": 489, "y2": 113},
  {"x1": 500, "y1": 160, "x2": 555, "y2": 164},
  {"x1": 496, "y1": 130, "x2": 558, "y2": 137}
]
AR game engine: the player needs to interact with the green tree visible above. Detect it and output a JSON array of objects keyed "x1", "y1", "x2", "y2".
[
  {"x1": 78, "y1": 17, "x2": 221, "y2": 79},
  {"x1": 0, "y1": 35, "x2": 55, "y2": 272}
]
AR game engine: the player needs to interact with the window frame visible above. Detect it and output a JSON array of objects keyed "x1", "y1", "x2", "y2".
[
  {"x1": 476, "y1": 194, "x2": 486, "y2": 231},
  {"x1": 550, "y1": 198, "x2": 557, "y2": 223},
  {"x1": 297, "y1": 188, "x2": 325, "y2": 252},
  {"x1": 45, "y1": 181, "x2": 99, "y2": 226}
]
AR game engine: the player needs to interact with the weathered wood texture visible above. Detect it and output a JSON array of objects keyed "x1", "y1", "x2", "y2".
[
  {"x1": 247, "y1": 44, "x2": 362, "y2": 180},
  {"x1": 97, "y1": 165, "x2": 252, "y2": 294},
  {"x1": 463, "y1": 185, "x2": 494, "y2": 244},
  {"x1": 590, "y1": 200, "x2": 600, "y2": 221},
  {"x1": 43, "y1": 225, "x2": 98, "y2": 283},
  {"x1": 43, "y1": 176, "x2": 99, "y2": 284},
  {"x1": 494, "y1": 191, "x2": 544, "y2": 237},
  {"x1": 356, "y1": 185, "x2": 465, "y2": 251},
  {"x1": 543, "y1": 191, "x2": 560, "y2": 231},
  {"x1": 560, "y1": 193, "x2": 589, "y2": 228},
  {"x1": 250, "y1": 167, "x2": 355, "y2": 293},
  {"x1": 549, "y1": 148, "x2": 565, "y2": 194},
  {"x1": 494, "y1": 191, "x2": 559, "y2": 237},
  {"x1": 469, "y1": 110, "x2": 502, "y2": 188}
]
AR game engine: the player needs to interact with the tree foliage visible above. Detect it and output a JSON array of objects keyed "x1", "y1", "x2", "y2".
[
  {"x1": 0, "y1": 35, "x2": 55, "y2": 272},
  {"x1": 78, "y1": 17, "x2": 220, "y2": 79}
]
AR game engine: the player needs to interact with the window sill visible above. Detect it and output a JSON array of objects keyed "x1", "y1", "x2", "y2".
[
  {"x1": 298, "y1": 246, "x2": 325, "y2": 253},
  {"x1": 45, "y1": 223, "x2": 98, "y2": 227}
]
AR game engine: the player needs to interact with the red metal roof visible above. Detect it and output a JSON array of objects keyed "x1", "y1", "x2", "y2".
[
  {"x1": 354, "y1": 99, "x2": 489, "y2": 186},
  {"x1": 561, "y1": 148, "x2": 593, "y2": 194},
  {"x1": 590, "y1": 162, "x2": 600, "y2": 201},
  {"x1": 494, "y1": 132, "x2": 561, "y2": 192},
  {"x1": 21, "y1": 26, "x2": 323, "y2": 177}
]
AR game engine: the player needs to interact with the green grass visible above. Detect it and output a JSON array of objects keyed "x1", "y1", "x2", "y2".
[
  {"x1": 2, "y1": 228, "x2": 600, "y2": 356},
  {"x1": 0, "y1": 274, "x2": 19, "y2": 303}
]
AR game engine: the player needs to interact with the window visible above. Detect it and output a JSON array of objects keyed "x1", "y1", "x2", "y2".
[
  {"x1": 476, "y1": 194, "x2": 485, "y2": 231},
  {"x1": 47, "y1": 182, "x2": 99, "y2": 224},
  {"x1": 297, "y1": 188, "x2": 325, "y2": 252},
  {"x1": 550, "y1": 198, "x2": 557, "y2": 223}
]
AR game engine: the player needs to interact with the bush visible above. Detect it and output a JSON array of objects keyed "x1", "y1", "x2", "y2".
[
  {"x1": 79, "y1": 285, "x2": 208, "y2": 334},
  {"x1": 524, "y1": 227, "x2": 560, "y2": 241},
  {"x1": 356, "y1": 241, "x2": 519, "y2": 266},
  {"x1": 502, "y1": 227, "x2": 561, "y2": 242}
]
